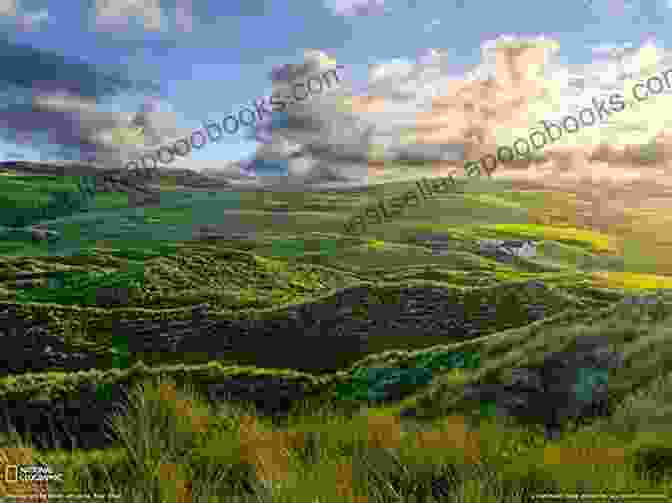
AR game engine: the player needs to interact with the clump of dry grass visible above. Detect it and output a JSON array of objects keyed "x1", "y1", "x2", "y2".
[{"x1": 158, "y1": 461, "x2": 193, "y2": 503}]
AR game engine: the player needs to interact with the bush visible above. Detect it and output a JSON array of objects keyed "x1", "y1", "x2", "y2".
[
  {"x1": 573, "y1": 367, "x2": 609, "y2": 404},
  {"x1": 632, "y1": 439, "x2": 672, "y2": 482},
  {"x1": 335, "y1": 367, "x2": 434, "y2": 403},
  {"x1": 413, "y1": 350, "x2": 482, "y2": 372},
  {"x1": 17, "y1": 270, "x2": 145, "y2": 306}
]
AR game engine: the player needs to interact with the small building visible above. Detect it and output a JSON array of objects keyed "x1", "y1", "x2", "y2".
[{"x1": 478, "y1": 239, "x2": 537, "y2": 261}]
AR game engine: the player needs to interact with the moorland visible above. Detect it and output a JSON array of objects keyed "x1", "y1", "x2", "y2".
[{"x1": 0, "y1": 159, "x2": 671, "y2": 502}]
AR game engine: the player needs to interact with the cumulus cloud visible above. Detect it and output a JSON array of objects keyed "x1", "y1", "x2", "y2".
[
  {"x1": 67, "y1": 96, "x2": 197, "y2": 172},
  {"x1": 222, "y1": 46, "x2": 482, "y2": 189},
  {"x1": 12, "y1": 30, "x2": 672, "y2": 192},
  {"x1": 0, "y1": 34, "x2": 161, "y2": 171},
  {"x1": 211, "y1": 35, "x2": 672, "y2": 191}
]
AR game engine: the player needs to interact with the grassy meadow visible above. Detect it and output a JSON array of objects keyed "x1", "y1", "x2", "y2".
[{"x1": 0, "y1": 169, "x2": 671, "y2": 501}]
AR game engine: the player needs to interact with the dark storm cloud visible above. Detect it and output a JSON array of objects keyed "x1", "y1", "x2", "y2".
[
  {"x1": 0, "y1": 34, "x2": 159, "y2": 98},
  {"x1": 0, "y1": 35, "x2": 160, "y2": 162}
]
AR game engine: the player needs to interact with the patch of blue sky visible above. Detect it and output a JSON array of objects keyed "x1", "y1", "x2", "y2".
[{"x1": 250, "y1": 158, "x2": 289, "y2": 177}]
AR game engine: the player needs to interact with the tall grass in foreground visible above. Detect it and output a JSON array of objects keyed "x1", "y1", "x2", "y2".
[{"x1": 0, "y1": 374, "x2": 669, "y2": 502}]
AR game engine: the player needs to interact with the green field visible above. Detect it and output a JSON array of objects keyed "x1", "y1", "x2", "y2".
[{"x1": 1, "y1": 170, "x2": 671, "y2": 502}]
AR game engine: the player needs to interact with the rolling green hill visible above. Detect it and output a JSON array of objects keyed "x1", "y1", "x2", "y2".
[{"x1": 0, "y1": 166, "x2": 671, "y2": 502}]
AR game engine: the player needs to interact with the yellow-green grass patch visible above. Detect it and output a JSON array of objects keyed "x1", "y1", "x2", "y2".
[
  {"x1": 479, "y1": 223, "x2": 617, "y2": 254},
  {"x1": 591, "y1": 271, "x2": 672, "y2": 290}
]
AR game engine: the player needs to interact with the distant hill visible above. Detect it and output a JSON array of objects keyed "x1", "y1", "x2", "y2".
[
  {"x1": 0, "y1": 160, "x2": 117, "y2": 177},
  {"x1": 0, "y1": 160, "x2": 231, "y2": 192},
  {"x1": 154, "y1": 167, "x2": 233, "y2": 190}
]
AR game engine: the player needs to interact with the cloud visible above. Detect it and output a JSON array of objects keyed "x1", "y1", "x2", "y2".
[
  {"x1": 0, "y1": 35, "x2": 160, "y2": 167},
  {"x1": 0, "y1": 0, "x2": 16, "y2": 16},
  {"x1": 91, "y1": 0, "x2": 247, "y2": 36},
  {"x1": 203, "y1": 35, "x2": 672, "y2": 192},
  {"x1": 0, "y1": 34, "x2": 159, "y2": 98},
  {"x1": 590, "y1": 42, "x2": 635, "y2": 58},
  {"x1": 66, "y1": 96, "x2": 196, "y2": 172},
  {"x1": 325, "y1": 0, "x2": 387, "y2": 17},
  {"x1": 94, "y1": 0, "x2": 166, "y2": 32},
  {"x1": 13, "y1": 32, "x2": 672, "y2": 192},
  {"x1": 175, "y1": 0, "x2": 193, "y2": 32},
  {"x1": 225, "y1": 47, "x2": 471, "y2": 189}
]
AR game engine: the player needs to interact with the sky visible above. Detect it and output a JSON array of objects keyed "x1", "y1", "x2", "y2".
[{"x1": 0, "y1": 0, "x2": 671, "y2": 189}]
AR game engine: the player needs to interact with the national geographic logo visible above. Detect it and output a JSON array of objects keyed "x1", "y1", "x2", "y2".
[{"x1": 4, "y1": 463, "x2": 63, "y2": 483}]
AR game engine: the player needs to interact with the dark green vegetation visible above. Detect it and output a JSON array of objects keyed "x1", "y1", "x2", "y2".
[
  {"x1": 0, "y1": 169, "x2": 671, "y2": 501},
  {"x1": 14, "y1": 267, "x2": 145, "y2": 305},
  {"x1": 0, "y1": 174, "x2": 96, "y2": 228}
]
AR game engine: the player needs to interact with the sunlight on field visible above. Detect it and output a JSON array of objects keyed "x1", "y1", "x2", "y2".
[
  {"x1": 543, "y1": 445, "x2": 626, "y2": 466},
  {"x1": 460, "y1": 193, "x2": 526, "y2": 210},
  {"x1": 591, "y1": 271, "x2": 672, "y2": 290},
  {"x1": 366, "y1": 239, "x2": 386, "y2": 249}
]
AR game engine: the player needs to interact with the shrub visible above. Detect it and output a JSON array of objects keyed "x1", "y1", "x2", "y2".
[
  {"x1": 413, "y1": 350, "x2": 482, "y2": 372},
  {"x1": 573, "y1": 367, "x2": 609, "y2": 404},
  {"x1": 17, "y1": 270, "x2": 145, "y2": 306},
  {"x1": 631, "y1": 435, "x2": 672, "y2": 482},
  {"x1": 335, "y1": 367, "x2": 434, "y2": 403}
]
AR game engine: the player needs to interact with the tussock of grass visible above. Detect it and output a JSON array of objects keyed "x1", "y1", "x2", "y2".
[
  {"x1": 592, "y1": 271, "x2": 672, "y2": 290},
  {"x1": 12, "y1": 368, "x2": 669, "y2": 502},
  {"x1": 1, "y1": 307, "x2": 669, "y2": 501}
]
